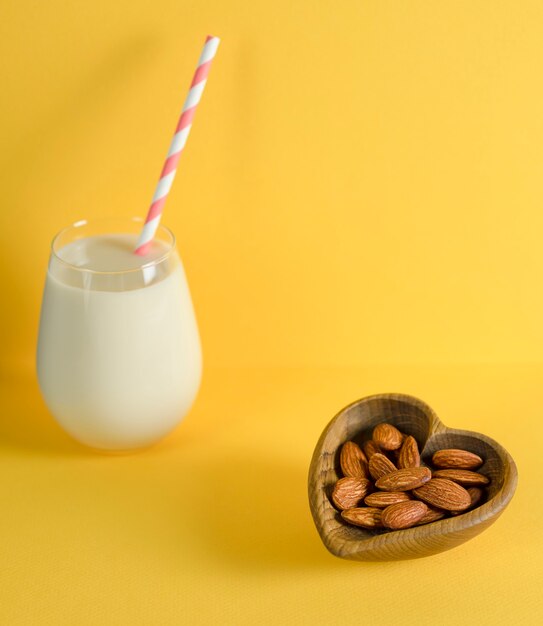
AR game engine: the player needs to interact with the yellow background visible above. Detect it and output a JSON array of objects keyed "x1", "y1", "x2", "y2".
[{"x1": 0, "y1": 1, "x2": 542, "y2": 624}]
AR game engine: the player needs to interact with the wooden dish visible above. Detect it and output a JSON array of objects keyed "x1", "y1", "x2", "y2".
[{"x1": 308, "y1": 393, "x2": 517, "y2": 561}]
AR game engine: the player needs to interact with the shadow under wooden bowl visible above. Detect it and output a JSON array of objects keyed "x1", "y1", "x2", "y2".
[{"x1": 308, "y1": 393, "x2": 517, "y2": 561}]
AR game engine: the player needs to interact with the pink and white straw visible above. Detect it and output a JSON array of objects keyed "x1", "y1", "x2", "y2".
[{"x1": 135, "y1": 35, "x2": 220, "y2": 255}]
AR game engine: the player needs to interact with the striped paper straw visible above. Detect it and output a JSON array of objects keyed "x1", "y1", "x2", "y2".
[{"x1": 135, "y1": 35, "x2": 220, "y2": 255}]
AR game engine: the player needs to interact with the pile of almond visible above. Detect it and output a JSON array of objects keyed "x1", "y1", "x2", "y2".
[{"x1": 332, "y1": 423, "x2": 490, "y2": 530}]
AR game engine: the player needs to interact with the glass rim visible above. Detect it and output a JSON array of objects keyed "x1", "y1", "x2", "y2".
[{"x1": 50, "y1": 216, "x2": 176, "y2": 276}]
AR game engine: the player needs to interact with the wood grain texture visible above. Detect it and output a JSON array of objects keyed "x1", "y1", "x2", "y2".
[{"x1": 308, "y1": 393, "x2": 517, "y2": 561}]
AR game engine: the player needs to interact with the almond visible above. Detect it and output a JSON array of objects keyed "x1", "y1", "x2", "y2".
[
  {"x1": 364, "y1": 491, "x2": 411, "y2": 508},
  {"x1": 340, "y1": 441, "x2": 369, "y2": 478},
  {"x1": 331, "y1": 477, "x2": 372, "y2": 511},
  {"x1": 381, "y1": 501, "x2": 428, "y2": 529},
  {"x1": 432, "y1": 469, "x2": 490, "y2": 486},
  {"x1": 368, "y1": 453, "x2": 397, "y2": 480},
  {"x1": 432, "y1": 449, "x2": 483, "y2": 470},
  {"x1": 372, "y1": 423, "x2": 403, "y2": 451},
  {"x1": 412, "y1": 478, "x2": 471, "y2": 511},
  {"x1": 397, "y1": 435, "x2": 420, "y2": 469},
  {"x1": 341, "y1": 507, "x2": 383, "y2": 529},
  {"x1": 375, "y1": 467, "x2": 431, "y2": 491},
  {"x1": 451, "y1": 487, "x2": 485, "y2": 516},
  {"x1": 467, "y1": 486, "x2": 485, "y2": 508},
  {"x1": 363, "y1": 440, "x2": 381, "y2": 459},
  {"x1": 415, "y1": 505, "x2": 446, "y2": 525}
]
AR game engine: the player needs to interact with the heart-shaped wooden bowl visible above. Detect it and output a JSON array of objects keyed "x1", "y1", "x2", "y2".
[{"x1": 308, "y1": 393, "x2": 517, "y2": 561}]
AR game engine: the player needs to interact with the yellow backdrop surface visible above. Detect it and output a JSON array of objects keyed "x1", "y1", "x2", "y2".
[{"x1": 0, "y1": 1, "x2": 542, "y2": 624}]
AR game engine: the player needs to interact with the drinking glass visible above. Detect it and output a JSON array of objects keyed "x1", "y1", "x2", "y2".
[{"x1": 36, "y1": 217, "x2": 202, "y2": 451}]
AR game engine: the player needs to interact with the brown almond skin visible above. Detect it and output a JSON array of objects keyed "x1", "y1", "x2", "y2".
[
  {"x1": 413, "y1": 478, "x2": 471, "y2": 511},
  {"x1": 375, "y1": 467, "x2": 431, "y2": 491},
  {"x1": 341, "y1": 507, "x2": 383, "y2": 529},
  {"x1": 364, "y1": 491, "x2": 411, "y2": 508},
  {"x1": 368, "y1": 453, "x2": 397, "y2": 480},
  {"x1": 331, "y1": 477, "x2": 372, "y2": 511},
  {"x1": 467, "y1": 486, "x2": 485, "y2": 507},
  {"x1": 415, "y1": 505, "x2": 447, "y2": 525},
  {"x1": 340, "y1": 441, "x2": 369, "y2": 478},
  {"x1": 432, "y1": 469, "x2": 490, "y2": 486},
  {"x1": 451, "y1": 487, "x2": 485, "y2": 515},
  {"x1": 432, "y1": 449, "x2": 483, "y2": 470},
  {"x1": 397, "y1": 435, "x2": 420, "y2": 469},
  {"x1": 363, "y1": 440, "x2": 381, "y2": 459},
  {"x1": 372, "y1": 423, "x2": 403, "y2": 451},
  {"x1": 381, "y1": 501, "x2": 428, "y2": 529}
]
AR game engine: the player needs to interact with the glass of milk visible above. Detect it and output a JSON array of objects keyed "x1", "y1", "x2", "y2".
[{"x1": 36, "y1": 217, "x2": 202, "y2": 451}]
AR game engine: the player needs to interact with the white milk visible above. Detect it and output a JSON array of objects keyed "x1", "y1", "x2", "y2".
[{"x1": 37, "y1": 234, "x2": 202, "y2": 450}]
